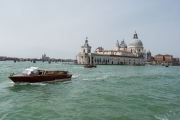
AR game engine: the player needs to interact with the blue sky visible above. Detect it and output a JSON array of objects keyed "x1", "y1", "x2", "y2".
[{"x1": 0, "y1": 0, "x2": 180, "y2": 59}]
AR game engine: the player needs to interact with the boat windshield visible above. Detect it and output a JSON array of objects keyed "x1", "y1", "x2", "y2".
[
  {"x1": 22, "y1": 67, "x2": 38, "y2": 75},
  {"x1": 22, "y1": 69, "x2": 32, "y2": 74}
]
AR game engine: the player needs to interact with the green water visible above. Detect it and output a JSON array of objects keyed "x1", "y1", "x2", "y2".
[{"x1": 0, "y1": 61, "x2": 180, "y2": 120}]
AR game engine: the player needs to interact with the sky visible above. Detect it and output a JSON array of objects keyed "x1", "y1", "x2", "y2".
[{"x1": 0, "y1": 0, "x2": 180, "y2": 59}]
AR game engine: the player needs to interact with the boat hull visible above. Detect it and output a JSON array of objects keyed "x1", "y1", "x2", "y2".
[
  {"x1": 84, "y1": 66, "x2": 96, "y2": 68},
  {"x1": 9, "y1": 74, "x2": 72, "y2": 83},
  {"x1": 84, "y1": 65, "x2": 97, "y2": 68}
]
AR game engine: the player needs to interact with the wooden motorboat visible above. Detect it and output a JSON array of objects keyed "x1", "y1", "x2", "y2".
[
  {"x1": 8, "y1": 67, "x2": 72, "y2": 83},
  {"x1": 84, "y1": 64, "x2": 97, "y2": 68}
]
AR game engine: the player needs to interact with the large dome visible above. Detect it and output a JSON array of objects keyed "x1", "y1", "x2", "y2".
[
  {"x1": 129, "y1": 39, "x2": 143, "y2": 46},
  {"x1": 129, "y1": 32, "x2": 143, "y2": 47}
]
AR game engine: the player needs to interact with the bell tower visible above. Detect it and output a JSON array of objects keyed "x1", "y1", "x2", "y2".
[
  {"x1": 81, "y1": 37, "x2": 91, "y2": 53},
  {"x1": 133, "y1": 31, "x2": 138, "y2": 39},
  {"x1": 116, "y1": 40, "x2": 119, "y2": 50}
]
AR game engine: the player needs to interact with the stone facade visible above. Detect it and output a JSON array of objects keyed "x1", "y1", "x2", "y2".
[
  {"x1": 77, "y1": 32, "x2": 151, "y2": 65},
  {"x1": 78, "y1": 53, "x2": 144, "y2": 65},
  {"x1": 151, "y1": 54, "x2": 179, "y2": 66},
  {"x1": 155, "y1": 54, "x2": 173, "y2": 65},
  {"x1": 172, "y1": 58, "x2": 179, "y2": 66}
]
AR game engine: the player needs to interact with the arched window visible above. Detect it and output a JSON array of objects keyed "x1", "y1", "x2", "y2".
[{"x1": 83, "y1": 49, "x2": 85, "y2": 53}]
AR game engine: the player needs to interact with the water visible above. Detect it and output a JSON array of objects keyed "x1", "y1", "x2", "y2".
[{"x1": 0, "y1": 61, "x2": 180, "y2": 120}]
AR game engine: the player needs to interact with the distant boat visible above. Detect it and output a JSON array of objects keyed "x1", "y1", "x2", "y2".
[
  {"x1": 9, "y1": 67, "x2": 72, "y2": 83},
  {"x1": 84, "y1": 64, "x2": 97, "y2": 68},
  {"x1": 165, "y1": 63, "x2": 169, "y2": 67}
]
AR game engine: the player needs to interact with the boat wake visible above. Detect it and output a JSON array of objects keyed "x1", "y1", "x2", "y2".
[
  {"x1": 82, "y1": 75, "x2": 108, "y2": 81},
  {"x1": 154, "y1": 115, "x2": 168, "y2": 120},
  {"x1": 72, "y1": 75, "x2": 79, "y2": 78},
  {"x1": 8, "y1": 81, "x2": 14, "y2": 84},
  {"x1": 95, "y1": 76, "x2": 108, "y2": 80},
  {"x1": 14, "y1": 82, "x2": 46, "y2": 86},
  {"x1": 30, "y1": 83, "x2": 46, "y2": 86}
]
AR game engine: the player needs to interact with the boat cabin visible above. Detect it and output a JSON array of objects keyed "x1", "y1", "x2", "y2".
[
  {"x1": 22, "y1": 67, "x2": 38, "y2": 75},
  {"x1": 21, "y1": 67, "x2": 68, "y2": 76}
]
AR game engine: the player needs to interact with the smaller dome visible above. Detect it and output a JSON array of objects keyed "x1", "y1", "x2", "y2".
[
  {"x1": 119, "y1": 40, "x2": 127, "y2": 48},
  {"x1": 95, "y1": 47, "x2": 104, "y2": 52}
]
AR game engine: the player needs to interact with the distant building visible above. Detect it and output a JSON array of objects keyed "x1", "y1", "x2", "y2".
[
  {"x1": 0, "y1": 56, "x2": 6, "y2": 61},
  {"x1": 151, "y1": 54, "x2": 179, "y2": 66},
  {"x1": 5, "y1": 57, "x2": 20, "y2": 61},
  {"x1": 154, "y1": 54, "x2": 173, "y2": 65},
  {"x1": 77, "y1": 32, "x2": 151, "y2": 65},
  {"x1": 173, "y1": 58, "x2": 179, "y2": 66},
  {"x1": 42, "y1": 53, "x2": 50, "y2": 61}
]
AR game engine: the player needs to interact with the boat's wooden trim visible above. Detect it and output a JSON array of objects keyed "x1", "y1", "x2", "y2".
[
  {"x1": 84, "y1": 64, "x2": 97, "y2": 68},
  {"x1": 8, "y1": 69, "x2": 72, "y2": 83}
]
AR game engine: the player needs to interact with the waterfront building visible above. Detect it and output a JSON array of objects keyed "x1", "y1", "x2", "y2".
[
  {"x1": 153, "y1": 54, "x2": 173, "y2": 65},
  {"x1": 173, "y1": 58, "x2": 179, "y2": 66},
  {"x1": 0, "y1": 56, "x2": 6, "y2": 61},
  {"x1": 152, "y1": 54, "x2": 179, "y2": 66},
  {"x1": 6, "y1": 57, "x2": 20, "y2": 61},
  {"x1": 77, "y1": 32, "x2": 151, "y2": 65},
  {"x1": 42, "y1": 53, "x2": 50, "y2": 61}
]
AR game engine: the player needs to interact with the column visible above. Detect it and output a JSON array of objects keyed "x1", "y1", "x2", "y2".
[{"x1": 90, "y1": 56, "x2": 92, "y2": 64}]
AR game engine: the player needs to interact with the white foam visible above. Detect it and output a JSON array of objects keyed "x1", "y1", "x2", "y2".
[
  {"x1": 154, "y1": 115, "x2": 168, "y2": 120},
  {"x1": 95, "y1": 76, "x2": 108, "y2": 80},
  {"x1": 72, "y1": 75, "x2": 79, "y2": 78},
  {"x1": 14, "y1": 82, "x2": 46, "y2": 86},
  {"x1": 30, "y1": 83, "x2": 46, "y2": 86},
  {"x1": 8, "y1": 81, "x2": 14, "y2": 84}
]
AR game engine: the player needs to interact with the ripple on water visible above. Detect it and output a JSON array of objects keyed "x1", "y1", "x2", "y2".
[{"x1": 0, "y1": 63, "x2": 180, "y2": 120}]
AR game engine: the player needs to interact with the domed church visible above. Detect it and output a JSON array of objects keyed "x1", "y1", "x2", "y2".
[{"x1": 77, "y1": 32, "x2": 151, "y2": 65}]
